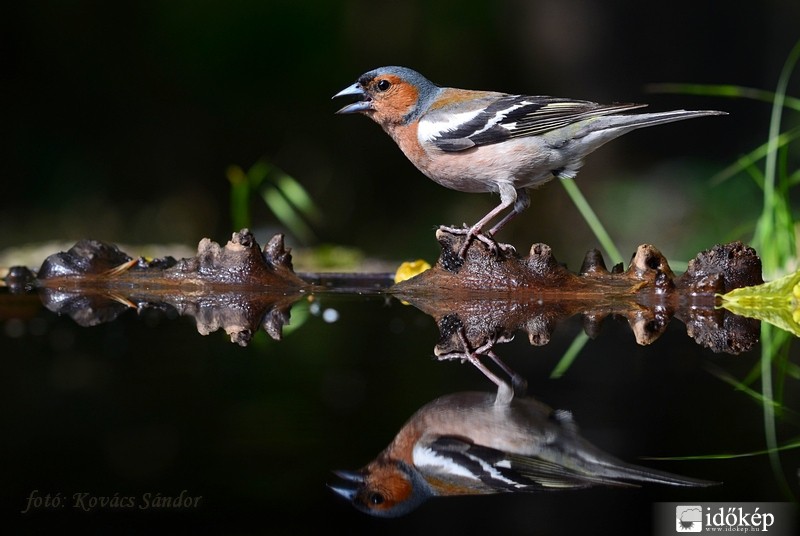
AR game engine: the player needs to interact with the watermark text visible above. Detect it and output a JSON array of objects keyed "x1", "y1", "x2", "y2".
[{"x1": 21, "y1": 489, "x2": 203, "y2": 514}]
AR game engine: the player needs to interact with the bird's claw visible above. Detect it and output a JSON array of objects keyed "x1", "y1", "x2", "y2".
[
  {"x1": 475, "y1": 233, "x2": 516, "y2": 256},
  {"x1": 438, "y1": 224, "x2": 515, "y2": 258},
  {"x1": 437, "y1": 223, "x2": 471, "y2": 236},
  {"x1": 436, "y1": 328, "x2": 527, "y2": 398}
]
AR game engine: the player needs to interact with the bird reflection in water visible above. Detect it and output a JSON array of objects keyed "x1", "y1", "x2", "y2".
[{"x1": 330, "y1": 372, "x2": 715, "y2": 517}]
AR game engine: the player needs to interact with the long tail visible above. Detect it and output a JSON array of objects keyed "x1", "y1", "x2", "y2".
[
  {"x1": 610, "y1": 109, "x2": 727, "y2": 129},
  {"x1": 575, "y1": 109, "x2": 727, "y2": 144},
  {"x1": 560, "y1": 435, "x2": 720, "y2": 488},
  {"x1": 592, "y1": 458, "x2": 719, "y2": 487}
]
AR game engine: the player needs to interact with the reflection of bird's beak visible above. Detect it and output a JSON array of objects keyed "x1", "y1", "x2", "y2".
[
  {"x1": 332, "y1": 83, "x2": 372, "y2": 114},
  {"x1": 328, "y1": 470, "x2": 364, "y2": 501}
]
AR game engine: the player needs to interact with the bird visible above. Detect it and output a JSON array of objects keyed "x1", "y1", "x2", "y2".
[
  {"x1": 333, "y1": 66, "x2": 726, "y2": 257},
  {"x1": 329, "y1": 383, "x2": 716, "y2": 517}
]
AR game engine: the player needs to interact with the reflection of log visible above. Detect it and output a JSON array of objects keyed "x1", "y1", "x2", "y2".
[
  {"x1": 7, "y1": 230, "x2": 307, "y2": 343},
  {"x1": 1, "y1": 228, "x2": 762, "y2": 352},
  {"x1": 392, "y1": 231, "x2": 762, "y2": 355}
]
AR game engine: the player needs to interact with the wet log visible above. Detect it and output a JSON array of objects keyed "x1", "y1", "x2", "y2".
[
  {"x1": 391, "y1": 230, "x2": 762, "y2": 355},
  {"x1": 1, "y1": 228, "x2": 763, "y2": 352},
  {"x1": 26, "y1": 229, "x2": 307, "y2": 291}
]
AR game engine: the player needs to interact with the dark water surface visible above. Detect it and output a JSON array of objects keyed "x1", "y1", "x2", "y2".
[{"x1": 2, "y1": 288, "x2": 797, "y2": 535}]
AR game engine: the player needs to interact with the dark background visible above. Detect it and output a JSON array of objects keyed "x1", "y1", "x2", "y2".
[
  {"x1": 3, "y1": 296, "x2": 797, "y2": 536},
  {"x1": 4, "y1": 0, "x2": 799, "y2": 266},
  {"x1": 2, "y1": 2, "x2": 800, "y2": 535}
]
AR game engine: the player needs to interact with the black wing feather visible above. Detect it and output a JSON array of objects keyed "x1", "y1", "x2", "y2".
[
  {"x1": 428, "y1": 436, "x2": 635, "y2": 491},
  {"x1": 431, "y1": 95, "x2": 646, "y2": 152}
]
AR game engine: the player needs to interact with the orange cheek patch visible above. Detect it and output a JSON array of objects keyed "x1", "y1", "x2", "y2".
[
  {"x1": 382, "y1": 472, "x2": 413, "y2": 503},
  {"x1": 365, "y1": 465, "x2": 414, "y2": 507},
  {"x1": 373, "y1": 77, "x2": 419, "y2": 123},
  {"x1": 389, "y1": 84, "x2": 419, "y2": 114}
]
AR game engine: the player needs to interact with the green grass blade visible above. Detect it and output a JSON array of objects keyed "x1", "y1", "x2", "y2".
[
  {"x1": 560, "y1": 178, "x2": 624, "y2": 265},
  {"x1": 705, "y1": 361, "x2": 787, "y2": 410},
  {"x1": 261, "y1": 186, "x2": 317, "y2": 245},
  {"x1": 246, "y1": 160, "x2": 271, "y2": 188},
  {"x1": 226, "y1": 165, "x2": 251, "y2": 230},
  {"x1": 275, "y1": 172, "x2": 323, "y2": 225},
  {"x1": 761, "y1": 324, "x2": 793, "y2": 497},
  {"x1": 710, "y1": 127, "x2": 800, "y2": 185},
  {"x1": 645, "y1": 83, "x2": 800, "y2": 111},
  {"x1": 550, "y1": 330, "x2": 590, "y2": 379},
  {"x1": 643, "y1": 437, "x2": 800, "y2": 461},
  {"x1": 754, "y1": 38, "x2": 800, "y2": 278}
]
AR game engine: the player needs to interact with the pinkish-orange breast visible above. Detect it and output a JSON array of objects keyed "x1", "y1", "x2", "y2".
[{"x1": 384, "y1": 120, "x2": 433, "y2": 175}]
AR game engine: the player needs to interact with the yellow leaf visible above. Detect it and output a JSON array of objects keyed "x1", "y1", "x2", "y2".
[
  {"x1": 394, "y1": 260, "x2": 431, "y2": 284},
  {"x1": 720, "y1": 270, "x2": 800, "y2": 337}
]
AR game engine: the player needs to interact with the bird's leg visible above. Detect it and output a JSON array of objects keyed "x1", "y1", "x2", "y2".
[
  {"x1": 487, "y1": 188, "x2": 529, "y2": 238},
  {"x1": 473, "y1": 333, "x2": 528, "y2": 396},
  {"x1": 456, "y1": 330, "x2": 507, "y2": 389},
  {"x1": 439, "y1": 184, "x2": 519, "y2": 258},
  {"x1": 436, "y1": 328, "x2": 525, "y2": 396},
  {"x1": 442, "y1": 328, "x2": 509, "y2": 389},
  {"x1": 438, "y1": 201, "x2": 511, "y2": 257},
  {"x1": 486, "y1": 349, "x2": 527, "y2": 396}
]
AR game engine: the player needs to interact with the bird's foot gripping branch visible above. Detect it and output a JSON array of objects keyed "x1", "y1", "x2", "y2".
[
  {"x1": 436, "y1": 223, "x2": 516, "y2": 262},
  {"x1": 391, "y1": 228, "x2": 764, "y2": 357},
  {"x1": 394, "y1": 227, "x2": 762, "y2": 294}
]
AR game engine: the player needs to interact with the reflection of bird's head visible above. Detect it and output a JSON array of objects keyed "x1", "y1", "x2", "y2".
[
  {"x1": 331, "y1": 389, "x2": 717, "y2": 517},
  {"x1": 330, "y1": 458, "x2": 434, "y2": 518}
]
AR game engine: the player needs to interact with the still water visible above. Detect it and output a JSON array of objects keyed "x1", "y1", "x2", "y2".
[{"x1": 1, "y1": 268, "x2": 798, "y2": 534}]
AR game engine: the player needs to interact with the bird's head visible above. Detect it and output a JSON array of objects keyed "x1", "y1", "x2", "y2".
[
  {"x1": 333, "y1": 66, "x2": 439, "y2": 126},
  {"x1": 329, "y1": 459, "x2": 434, "y2": 517}
]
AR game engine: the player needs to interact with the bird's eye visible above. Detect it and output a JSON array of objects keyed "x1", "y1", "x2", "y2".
[
  {"x1": 376, "y1": 79, "x2": 391, "y2": 92},
  {"x1": 369, "y1": 492, "x2": 385, "y2": 505}
]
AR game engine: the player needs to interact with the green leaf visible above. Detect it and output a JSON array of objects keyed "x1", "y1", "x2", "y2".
[{"x1": 720, "y1": 270, "x2": 800, "y2": 337}]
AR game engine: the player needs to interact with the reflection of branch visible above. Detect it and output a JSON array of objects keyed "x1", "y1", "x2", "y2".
[
  {"x1": 35, "y1": 288, "x2": 301, "y2": 345},
  {"x1": 9, "y1": 230, "x2": 307, "y2": 343},
  {"x1": 3, "y1": 229, "x2": 763, "y2": 352},
  {"x1": 393, "y1": 231, "x2": 763, "y2": 381}
]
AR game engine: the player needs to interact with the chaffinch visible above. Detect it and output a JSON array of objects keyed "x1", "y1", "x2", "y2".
[
  {"x1": 334, "y1": 66, "x2": 725, "y2": 256},
  {"x1": 330, "y1": 383, "x2": 714, "y2": 517}
]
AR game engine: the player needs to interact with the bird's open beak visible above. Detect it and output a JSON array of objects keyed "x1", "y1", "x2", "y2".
[
  {"x1": 332, "y1": 83, "x2": 372, "y2": 114},
  {"x1": 328, "y1": 469, "x2": 364, "y2": 501}
]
